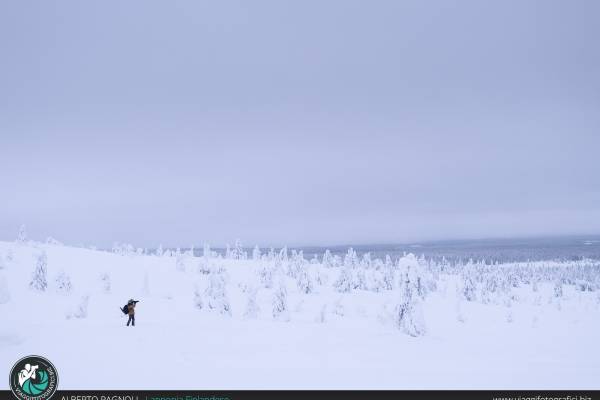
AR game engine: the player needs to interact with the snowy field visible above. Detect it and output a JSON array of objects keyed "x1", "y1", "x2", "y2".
[{"x1": 1, "y1": 236, "x2": 600, "y2": 389}]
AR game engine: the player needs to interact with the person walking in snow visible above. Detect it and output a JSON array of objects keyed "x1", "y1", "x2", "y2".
[{"x1": 126, "y1": 299, "x2": 138, "y2": 326}]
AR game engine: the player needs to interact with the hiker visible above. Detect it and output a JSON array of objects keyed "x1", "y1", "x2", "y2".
[{"x1": 126, "y1": 299, "x2": 139, "y2": 326}]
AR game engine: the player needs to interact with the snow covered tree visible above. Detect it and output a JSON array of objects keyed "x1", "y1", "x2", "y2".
[
  {"x1": 360, "y1": 253, "x2": 372, "y2": 269},
  {"x1": 252, "y1": 245, "x2": 261, "y2": 261},
  {"x1": 17, "y1": 224, "x2": 27, "y2": 244},
  {"x1": 199, "y1": 272, "x2": 232, "y2": 316},
  {"x1": 244, "y1": 288, "x2": 260, "y2": 318},
  {"x1": 54, "y1": 271, "x2": 73, "y2": 294},
  {"x1": 368, "y1": 269, "x2": 386, "y2": 292},
  {"x1": 272, "y1": 282, "x2": 289, "y2": 321},
  {"x1": 278, "y1": 246, "x2": 288, "y2": 263},
  {"x1": 156, "y1": 244, "x2": 164, "y2": 257},
  {"x1": 266, "y1": 247, "x2": 275, "y2": 262},
  {"x1": 394, "y1": 265, "x2": 426, "y2": 336},
  {"x1": 322, "y1": 250, "x2": 333, "y2": 268},
  {"x1": 353, "y1": 268, "x2": 368, "y2": 290},
  {"x1": 462, "y1": 275, "x2": 476, "y2": 302},
  {"x1": 230, "y1": 239, "x2": 245, "y2": 260},
  {"x1": 334, "y1": 264, "x2": 353, "y2": 293},
  {"x1": 30, "y1": 251, "x2": 48, "y2": 291},
  {"x1": 344, "y1": 248, "x2": 359, "y2": 269},
  {"x1": 258, "y1": 264, "x2": 274, "y2": 288},
  {"x1": 203, "y1": 242, "x2": 211, "y2": 259},
  {"x1": 296, "y1": 266, "x2": 314, "y2": 294},
  {"x1": 287, "y1": 250, "x2": 306, "y2": 278},
  {"x1": 382, "y1": 263, "x2": 395, "y2": 290},
  {"x1": 0, "y1": 254, "x2": 5, "y2": 270}
]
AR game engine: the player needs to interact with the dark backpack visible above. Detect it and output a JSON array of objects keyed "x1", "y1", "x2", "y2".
[{"x1": 121, "y1": 304, "x2": 129, "y2": 315}]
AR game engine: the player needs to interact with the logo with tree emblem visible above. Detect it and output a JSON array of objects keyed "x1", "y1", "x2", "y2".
[{"x1": 9, "y1": 355, "x2": 58, "y2": 400}]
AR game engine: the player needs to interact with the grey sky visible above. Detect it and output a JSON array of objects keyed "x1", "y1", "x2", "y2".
[{"x1": 1, "y1": 1, "x2": 599, "y2": 248}]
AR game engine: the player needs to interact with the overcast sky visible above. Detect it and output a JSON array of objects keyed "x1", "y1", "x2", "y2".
[{"x1": 1, "y1": 1, "x2": 599, "y2": 248}]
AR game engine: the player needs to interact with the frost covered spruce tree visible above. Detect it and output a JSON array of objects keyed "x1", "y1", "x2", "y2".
[
  {"x1": 394, "y1": 260, "x2": 426, "y2": 336},
  {"x1": 196, "y1": 272, "x2": 231, "y2": 316},
  {"x1": 334, "y1": 262, "x2": 353, "y2": 293},
  {"x1": 322, "y1": 250, "x2": 333, "y2": 268},
  {"x1": 296, "y1": 266, "x2": 314, "y2": 294},
  {"x1": 229, "y1": 239, "x2": 245, "y2": 260},
  {"x1": 30, "y1": 251, "x2": 48, "y2": 292},
  {"x1": 272, "y1": 282, "x2": 290, "y2": 321}
]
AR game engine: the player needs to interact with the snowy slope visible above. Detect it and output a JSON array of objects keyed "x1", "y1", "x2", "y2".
[{"x1": 1, "y1": 240, "x2": 599, "y2": 389}]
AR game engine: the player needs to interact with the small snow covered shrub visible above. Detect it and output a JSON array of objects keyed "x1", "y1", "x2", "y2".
[
  {"x1": 197, "y1": 257, "x2": 211, "y2": 275},
  {"x1": 553, "y1": 281, "x2": 563, "y2": 298},
  {"x1": 316, "y1": 304, "x2": 328, "y2": 323},
  {"x1": 54, "y1": 271, "x2": 73, "y2": 294},
  {"x1": 16, "y1": 224, "x2": 27, "y2": 244},
  {"x1": 333, "y1": 298, "x2": 345, "y2": 317},
  {"x1": 272, "y1": 283, "x2": 289, "y2": 321},
  {"x1": 176, "y1": 252, "x2": 185, "y2": 272},
  {"x1": 30, "y1": 251, "x2": 48, "y2": 292},
  {"x1": 244, "y1": 288, "x2": 260, "y2": 318},
  {"x1": 99, "y1": 273, "x2": 111, "y2": 293},
  {"x1": 5, "y1": 248, "x2": 14, "y2": 262},
  {"x1": 258, "y1": 264, "x2": 274, "y2": 288},
  {"x1": 46, "y1": 237, "x2": 63, "y2": 246},
  {"x1": 193, "y1": 284, "x2": 204, "y2": 310},
  {"x1": 67, "y1": 295, "x2": 90, "y2": 319}
]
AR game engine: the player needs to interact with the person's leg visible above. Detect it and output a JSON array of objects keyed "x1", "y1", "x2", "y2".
[
  {"x1": 132, "y1": 315, "x2": 135, "y2": 326},
  {"x1": 127, "y1": 315, "x2": 132, "y2": 326}
]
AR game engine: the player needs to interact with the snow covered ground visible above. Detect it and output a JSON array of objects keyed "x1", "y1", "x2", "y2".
[{"x1": 1, "y1": 238, "x2": 599, "y2": 389}]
